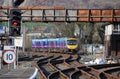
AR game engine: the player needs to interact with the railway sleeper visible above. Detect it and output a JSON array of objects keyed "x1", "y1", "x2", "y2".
[
  {"x1": 43, "y1": 65, "x2": 56, "y2": 73},
  {"x1": 37, "y1": 56, "x2": 54, "y2": 64},
  {"x1": 38, "y1": 68, "x2": 47, "y2": 79},
  {"x1": 48, "y1": 71, "x2": 69, "y2": 79},
  {"x1": 34, "y1": 64, "x2": 47, "y2": 79},
  {"x1": 104, "y1": 67, "x2": 120, "y2": 78},
  {"x1": 67, "y1": 61, "x2": 84, "y2": 67},
  {"x1": 99, "y1": 72, "x2": 119, "y2": 79},
  {"x1": 81, "y1": 67, "x2": 100, "y2": 78},
  {"x1": 50, "y1": 55, "x2": 63, "y2": 61},
  {"x1": 61, "y1": 68, "x2": 76, "y2": 78},
  {"x1": 89, "y1": 64, "x2": 120, "y2": 69},
  {"x1": 39, "y1": 66, "x2": 51, "y2": 77},
  {"x1": 55, "y1": 63, "x2": 71, "y2": 70},
  {"x1": 80, "y1": 70, "x2": 98, "y2": 79},
  {"x1": 40, "y1": 63, "x2": 58, "y2": 74},
  {"x1": 71, "y1": 70, "x2": 98, "y2": 79}
]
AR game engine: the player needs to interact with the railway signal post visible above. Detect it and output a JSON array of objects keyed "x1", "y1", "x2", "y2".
[
  {"x1": 9, "y1": 9, "x2": 21, "y2": 36},
  {"x1": 9, "y1": 0, "x2": 24, "y2": 36}
]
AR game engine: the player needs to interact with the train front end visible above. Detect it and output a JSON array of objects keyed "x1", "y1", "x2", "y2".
[{"x1": 66, "y1": 38, "x2": 78, "y2": 53}]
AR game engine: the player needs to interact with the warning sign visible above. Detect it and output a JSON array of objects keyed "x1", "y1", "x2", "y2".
[{"x1": 3, "y1": 50, "x2": 16, "y2": 64}]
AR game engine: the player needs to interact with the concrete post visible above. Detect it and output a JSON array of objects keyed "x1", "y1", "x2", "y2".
[{"x1": 105, "y1": 24, "x2": 114, "y2": 58}]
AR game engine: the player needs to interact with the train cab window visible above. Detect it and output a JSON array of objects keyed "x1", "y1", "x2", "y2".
[{"x1": 67, "y1": 40, "x2": 77, "y2": 45}]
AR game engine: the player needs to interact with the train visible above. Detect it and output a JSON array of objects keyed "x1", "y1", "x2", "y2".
[{"x1": 32, "y1": 37, "x2": 79, "y2": 53}]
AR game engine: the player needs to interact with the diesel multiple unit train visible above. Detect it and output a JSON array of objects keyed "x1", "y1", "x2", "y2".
[{"x1": 32, "y1": 37, "x2": 79, "y2": 53}]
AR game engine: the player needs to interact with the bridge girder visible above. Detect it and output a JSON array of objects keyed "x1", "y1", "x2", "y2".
[{"x1": 0, "y1": 6, "x2": 120, "y2": 22}]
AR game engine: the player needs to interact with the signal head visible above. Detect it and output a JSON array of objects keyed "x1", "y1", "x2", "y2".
[{"x1": 9, "y1": 9, "x2": 21, "y2": 36}]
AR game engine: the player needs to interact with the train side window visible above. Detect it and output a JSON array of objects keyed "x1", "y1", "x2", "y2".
[
  {"x1": 43, "y1": 41, "x2": 45, "y2": 47},
  {"x1": 36, "y1": 41, "x2": 38, "y2": 46},
  {"x1": 57, "y1": 40, "x2": 60, "y2": 48},
  {"x1": 39, "y1": 41, "x2": 41, "y2": 48},
  {"x1": 41, "y1": 41, "x2": 43, "y2": 48},
  {"x1": 38, "y1": 41, "x2": 41, "y2": 47},
  {"x1": 37, "y1": 41, "x2": 40, "y2": 47},
  {"x1": 44, "y1": 40, "x2": 48, "y2": 47}
]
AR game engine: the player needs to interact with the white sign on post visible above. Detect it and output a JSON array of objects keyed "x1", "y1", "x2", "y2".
[{"x1": 3, "y1": 50, "x2": 16, "y2": 64}]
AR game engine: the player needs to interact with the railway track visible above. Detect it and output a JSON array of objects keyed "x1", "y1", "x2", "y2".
[{"x1": 33, "y1": 52, "x2": 120, "y2": 79}]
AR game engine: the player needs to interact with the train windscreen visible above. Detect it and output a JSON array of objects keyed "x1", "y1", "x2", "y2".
[{"x1": 67, "y1": 40, "x2": 77, "y2": 45}]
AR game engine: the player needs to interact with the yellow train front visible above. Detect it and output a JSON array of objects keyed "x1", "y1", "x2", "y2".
[{"x1": 66, "y1": 38, "x2": 79, "y2": 53}]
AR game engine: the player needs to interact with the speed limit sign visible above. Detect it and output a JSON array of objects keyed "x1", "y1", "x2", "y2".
[{"x1": 3, "y1": 50, "x2": 16, "y2": 64}]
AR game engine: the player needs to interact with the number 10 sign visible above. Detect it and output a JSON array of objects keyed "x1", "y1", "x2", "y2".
[{"x1": 3, "y1": 50, "x2": 16, "y2": 64}]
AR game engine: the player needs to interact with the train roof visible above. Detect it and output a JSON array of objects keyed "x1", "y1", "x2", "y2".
[{"x1": 32, "y1": 37, "x2": 67, "y2": 41}]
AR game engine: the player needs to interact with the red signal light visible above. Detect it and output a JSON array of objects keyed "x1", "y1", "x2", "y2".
[{"x1": 13, "y1": 21, "x2": 18, "y2": 26}]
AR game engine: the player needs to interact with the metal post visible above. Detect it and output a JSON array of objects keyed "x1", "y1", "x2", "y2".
[
  {"x1": 16, "y1": 47, "x2": 19, "y2": 69},
  {"x1": 14, "y1": 46, "x2": 16, "y2": 69},
  {"x1": 22, "y1": 24, "x2": 25, "y2": 53}
]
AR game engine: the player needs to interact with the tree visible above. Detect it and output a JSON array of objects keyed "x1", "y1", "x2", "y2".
[
  {"x1": 54, "y1": 22, "x2": 75, "y2": 37},
  {"x1": 77, "y1": 22, "x2": 105, "y2": 44}
]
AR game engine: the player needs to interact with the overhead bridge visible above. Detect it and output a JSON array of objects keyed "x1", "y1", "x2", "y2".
[{"x1": 0, "y1": 6, "x2": 120, "y2": 22}]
